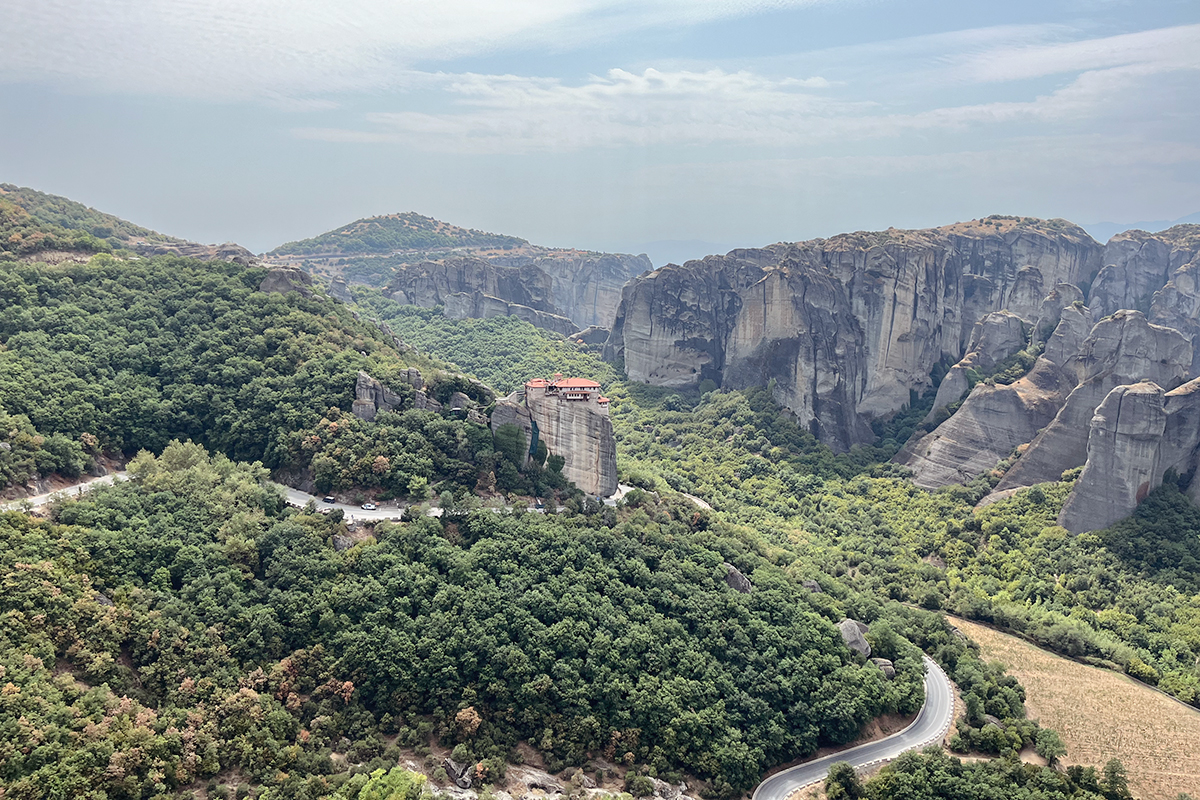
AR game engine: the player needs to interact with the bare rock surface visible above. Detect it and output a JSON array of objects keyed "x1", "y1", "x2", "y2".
[
  {"x1": 328, "y1": 275, "x2": 353, "y2": 303},
  {"x1": 1060, "y1": 376, "x2": 1200, "y2": 532},
  {"x1": 723, "y1": 562, "x2": 752, "y2": 593},
  {"x1": 568, "y1": 326, "x2": 611, "y2": 345},
  {"x1": 259, "y1": 266, "x2": 315, "y2": 297},
  {"x1": 491, "y1": 389, "x2": 618, "y2": 497},
  {"x1": 1058, "y1": 382, "x2": 1169, "y2": 534},
  {"x1": 838, "y1": 618, "x2": 871, "y2": 657},
  {"x1": 996, "y1": 310, "x2": 1192, "y2": 493},
  {"x1": 901, "y1": 357, "x2": 1074, "y2": 488},
  {"x1": 606, "y1": 219, "x2": 1101, "y2": 449},
  {"x1": 445, "y1": 290, "x2": 578, "y2": 335},
  {"x1": 927, "y1": 311, "x2": 1031, "y2": 418}
]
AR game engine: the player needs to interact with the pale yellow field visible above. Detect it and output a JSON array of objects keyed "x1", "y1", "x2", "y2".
[{"x1": 951, "y1": 616, "x2": 1200, "y2": 800}]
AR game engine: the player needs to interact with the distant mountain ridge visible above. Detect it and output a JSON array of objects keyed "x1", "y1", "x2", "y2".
[
  {"x1": 269, "y1": 211, "x2": 527, "y2": 258},
  {"x1": 1084, "y1": 212, "x2": 1200, "y2": 245}
]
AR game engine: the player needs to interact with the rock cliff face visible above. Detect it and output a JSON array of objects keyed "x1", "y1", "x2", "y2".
[
  {"x1": 351, "y1": 370, "x2": 444, "y2": 419},
  {"x1": 606, "y1": 219, "x2": 1101, "y2": 449},
  {"x1": 386, "y1": 257, "x2": 557, "y2": 314},
  {"x1": 926, "y1": 311, "x2": 1031, "y2": 418},
  {"x1": 1059, "y1": 377, "x2": 1200, "y2": 532},
  {"x1": 490, "y1": 390, "x2": 618, "y2": 497},
  {"x1": 384, "y1": 252, "x2": 649, "y2": 333},
  {"x1": 995, "y1": 311, "x2": 1192, "y2": 491},
  {"x1": 444, "y1": 291, "x2": 578, "y2": 335},
  {"x1": 528, "y1": 253, "x2": 651, "y2": 330},
  {"x1": 900, "y1": 358, "x2": 1074, "y2": 489}
]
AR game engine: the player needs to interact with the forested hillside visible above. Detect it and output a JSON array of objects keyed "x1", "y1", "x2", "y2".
[
  {"x1": 0, "y1": 183, "x2": 184, "y2": 252},
  {"x1": 1, "y1": 442, "x2": 926, "y2": 798},
  {"x1": 271, "y1": 213, "x2": 526, "y2": 257}
]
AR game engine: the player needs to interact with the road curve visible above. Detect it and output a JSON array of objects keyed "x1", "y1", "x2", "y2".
[
  {"x1": 1, "y1": 472, "x2": 125, "y2": 511},
  {"x1": 752, "y1": 655, "x2": 954, "y2": 800}
]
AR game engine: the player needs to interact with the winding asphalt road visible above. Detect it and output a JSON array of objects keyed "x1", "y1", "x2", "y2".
[{"x1": 752, "y1": 655, "x2": 955, "y2": 800}]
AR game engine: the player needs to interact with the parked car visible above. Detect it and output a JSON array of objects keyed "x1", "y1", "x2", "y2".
[
  {"x1": 361, "y1": 503, "x2": 377, "y2": 511},
  {"x1": 322, "y1": 496, "x2": 336, "y2": 504}
]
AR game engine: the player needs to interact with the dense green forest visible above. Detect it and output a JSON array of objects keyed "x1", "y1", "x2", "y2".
[
  {"x1": 1, "y1": 197, "x2": 113, "y2": 256},
  {"x1": 1, "y1": 442, "x2": 927, "y2": 798},
  {"x1": 0, "y1": 254, "x2": 554, "y2": 502},
  {"x1": 271, "y1": 214, "x2": 526, "y2": 257}
]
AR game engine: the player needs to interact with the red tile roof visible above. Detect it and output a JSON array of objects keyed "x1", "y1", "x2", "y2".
[
  {"x1": 552, "y1": 377, "x2": 601, "y2": 389},
  {"x1": 525, "y1": 378, "x2": 549, "y2": 388}
]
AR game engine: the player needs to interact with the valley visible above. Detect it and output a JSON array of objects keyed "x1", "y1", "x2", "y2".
[{"x1": 1, "y1": 185, "x2": 1199, "y2": 800}]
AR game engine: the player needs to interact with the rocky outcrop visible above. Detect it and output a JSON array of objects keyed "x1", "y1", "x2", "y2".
[
  {"x1": 259, "y1": 266, "x2": 315, "y2": 297},
  {"x1": 1090, "y1": 232, "x2": 1178, "y2": 316},
  {"x1": 996, "y1": 311, "x2": 1192, "y2": 492},
  {"x1": 444, "y1": 291, "x2": 578, "y2": 335},
  {"x1": 137, "y1": 240, "x2": 258, "y2": 263},
  {"x1": 386, "y1": 257, "x2": 556, "y2": 312},
  {"x1": 900, "y1": 357, "x2": 1075, "y2": 488},
  {"x1": 383, "y1": 255, "x2": 631, "y2": 334},
  {"x1": 328, "y1": 275, "x2": 353, "y2": 303},
  {"x1": 927, "y1": 311, "x2": 1030, "y2": 417},
  {"x1": 1058, "y1": 382, "x2": 1169, "y2": 533},
  {"x1": 837, "y1": 619, "x2": 871, "y2": 657},
  {"x1": 490, "y1": 389, "x2": 618, "y2": 497},
  {"x1": 1043, "y1": 304, "x2": 1094, "y2": 368},
  {"x1": 568, "y1": 326, "x2": 611, "y2": 345},
  {"x1": 351, "y1": 370, "x2": 445, "y2": 420},
  {"x1": 606, "y1": 220, "x2": 1101, "y2": 449},
  {"x1": 723, "y1": 562, "x2": 752, "y2": 593},
  {"x1": 871, "y1": 658, "x2": 896, "y2": 680},
  {"x1": 1059, "y1": 377, "x2": 1200, "y2": 533},
  {"x1": 1149, "y1": 257, "x2": 1200, "y2": 376}
]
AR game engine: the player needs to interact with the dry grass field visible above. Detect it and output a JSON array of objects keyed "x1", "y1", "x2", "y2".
[{"x1": 951, "y1": 616, "x2": 1200, "y2": 800}]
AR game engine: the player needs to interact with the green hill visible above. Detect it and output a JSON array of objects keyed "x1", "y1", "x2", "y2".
[
  {"x1": 0, "y1": 183, "x2": 184, "y2": 253},
  {"x1": 269, "y1": 211, "x2": 527, "y2": 257}
]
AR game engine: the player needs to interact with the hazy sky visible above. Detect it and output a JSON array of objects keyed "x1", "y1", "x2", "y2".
[{"x1": 3, "y1": 0, "x2": 1198, "y2": 258}]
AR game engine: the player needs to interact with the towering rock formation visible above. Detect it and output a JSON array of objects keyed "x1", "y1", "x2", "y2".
[
  {"x1": 444, "y1": 291, "x2": 577, "y2": 335},
  {"x1": 351, "y1": 370, "x2": 447, "y2": 418},
  {"x1": 384, "y1": 252, "x2": 649, "y2": 333},
  {"x1": 925, "y1": 311, "x2": 1031, "y2": 418},
  {"x1": 1090, "y1": 226, "x2": 1200, "y2": 316},
  {"x1": 527, "y1": 253, "x2": 651, "y2": 330},
  {"x1": 490, "y1": 378, "x2": 618, "y2": 497},
  {"x1": 606, "y1": 218, "x2": 1101, "y2": 449},
  {"x1": 900, "y1": 358, "x2": 1075, "y2": 489},
  {"x1": 259, "y1": 266, "x2": 315, "y2": 297},
  {"x1": 1059, "y1": 377, "x2": 1200, "y2": 533},
  {"x1": 385, "y1": 257, "x2": 557, "y2": 314},
  {"x1": 996, "y1": 311, "x2": 1192, "y2": 491}
]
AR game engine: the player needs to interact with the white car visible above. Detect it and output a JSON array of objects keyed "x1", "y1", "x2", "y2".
[{"x1": 361, "y1": 503, "x2": 378, "y2": 511}]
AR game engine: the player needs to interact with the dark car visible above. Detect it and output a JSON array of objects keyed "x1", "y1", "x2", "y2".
[{"x1": 322, "y1": 496, "x2": 336, "y2": 504}]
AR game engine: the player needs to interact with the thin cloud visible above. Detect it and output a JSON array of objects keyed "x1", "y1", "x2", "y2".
[
  {"x1": 0, "y1": 0, "x2": 830, "y2": 100},
  {"x1": 292, "y1": 24, "x2": 1200, "y2": 154}
]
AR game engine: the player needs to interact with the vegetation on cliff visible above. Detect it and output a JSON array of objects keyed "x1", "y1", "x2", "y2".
[
  {"x1": 353, "y1": 292, "x2": 616, "y2": 394},
  {"x1": 270, "y1": 213, "x2": 526, "y2": 257}
]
